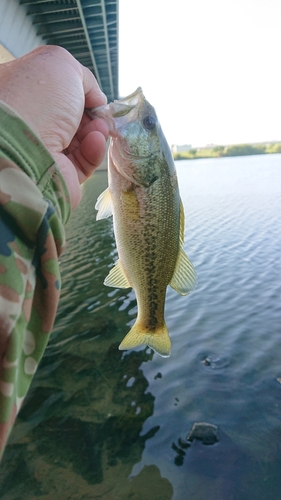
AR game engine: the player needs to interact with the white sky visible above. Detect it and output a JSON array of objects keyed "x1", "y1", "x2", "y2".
[{"x1": 119, "y1": 0, "x2": 281, "y2": 147}]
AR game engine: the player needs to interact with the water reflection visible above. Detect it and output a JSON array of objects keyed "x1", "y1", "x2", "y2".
[
  {"x1": 0, "y1": 173, "x2": 173, "y2": 498},
  {"x1": 0, "y1": 340, "x2": 174, "y2": 497}
]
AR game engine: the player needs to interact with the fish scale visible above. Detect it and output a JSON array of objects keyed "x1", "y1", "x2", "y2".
[{"x1": 116, "y1": 179, "x2": 178, "y2": 332}]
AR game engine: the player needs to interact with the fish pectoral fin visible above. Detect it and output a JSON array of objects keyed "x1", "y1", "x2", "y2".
[
  {"x1": 104, "y1": 260, "x2": 131, "y2": 288},
  {"x1": 119, "y1": 321, "x2": 171, "y2": 358},
  {"x1": 169, "y1": 248, "x2": 197, "y2": 295},
  {"x1": 95, "y1": 187, "x2": 113, "y2": 220}
]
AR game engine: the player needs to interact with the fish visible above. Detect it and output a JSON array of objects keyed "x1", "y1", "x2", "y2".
[{"x1": 89, "y1": 87, "x2": 197, "y2": 357}]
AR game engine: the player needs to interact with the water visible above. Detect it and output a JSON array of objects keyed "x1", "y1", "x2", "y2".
[{"x1": 1, "y1": 154, "x2": 281, "y2": 499}]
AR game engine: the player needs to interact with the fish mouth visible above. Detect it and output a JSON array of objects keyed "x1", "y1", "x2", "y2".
[
  {"x1": 87, "y1": 88, "x2": 146, "y2": 135},
  {"x1": 110, "y1": 87, "x2": 145, "y2": 128},
  {"x1": 118, "y1": 87, "x2": 144, "y2": 106},
  {"x1": 111, "y1": 104, "x2": 135, "y2": 118}
]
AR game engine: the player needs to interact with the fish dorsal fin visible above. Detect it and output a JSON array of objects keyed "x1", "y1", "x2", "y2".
[
  {"x1": 179, "y1": 199, "x2": 185, "y2": 245},
  {"x1": 169, "y1": 199, "x2": 197, "y2": 295},
  {"x1": 104, "y1": 260, "x2": 131, "y2": 288},
  {"x1": 169, "y1": 248, "x2": 197, "y2": 295},
  {"x1": 95, "y1": 188, "x2": 113, "y2": 220}
]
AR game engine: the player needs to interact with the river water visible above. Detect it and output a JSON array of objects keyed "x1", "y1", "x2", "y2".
[{"x1": 1, "y1": 154, "x2": 281, "y2": 499}]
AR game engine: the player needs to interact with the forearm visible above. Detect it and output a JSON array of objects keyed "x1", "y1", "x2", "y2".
[{"x1": 0, "y1": 102, "x2": 71, "y2": 458}]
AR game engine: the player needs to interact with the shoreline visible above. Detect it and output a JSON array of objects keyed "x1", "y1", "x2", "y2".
[{"x1": 172, "y1": 142, "x2": 281, "y2": 161}]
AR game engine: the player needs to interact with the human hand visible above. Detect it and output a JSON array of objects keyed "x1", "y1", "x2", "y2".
[{"x1": 0, "y1": 45, "x2": 109, "y2": 208}]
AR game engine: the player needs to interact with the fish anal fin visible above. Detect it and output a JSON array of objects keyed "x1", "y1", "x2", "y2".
[
  {"x1": 169, "y1": 248, "x2": 197, "y2": 295},
  {"x1": 104, "y1": 260, "x2": 131, "y2": 288},
  {"x1": 119, "y1": 321, "x2": 171, "y2": 358},
  {"x1": 95, "y1": 187, "x2": 113, "y2": 220}
]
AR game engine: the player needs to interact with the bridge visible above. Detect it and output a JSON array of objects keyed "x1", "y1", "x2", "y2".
[{"x1": 0, "y1": 0, "x2": 119, "y2": 102}]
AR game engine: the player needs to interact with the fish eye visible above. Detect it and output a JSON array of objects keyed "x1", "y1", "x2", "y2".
[{"x1": 143, "y1": 115, "x2": 156, "y2": 131}]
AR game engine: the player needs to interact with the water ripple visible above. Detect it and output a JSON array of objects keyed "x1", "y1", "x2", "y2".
[{"x1": 2, "y1": 156, "x2": 281, "y2": 499}]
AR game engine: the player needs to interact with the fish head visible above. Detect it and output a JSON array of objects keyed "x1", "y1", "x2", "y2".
[
  {"x1": 89, "y1": 88, "x2": 175, "y2": 187},
  {"x1": 111, "y1": 88, "x2": 175, "y2": 187}
]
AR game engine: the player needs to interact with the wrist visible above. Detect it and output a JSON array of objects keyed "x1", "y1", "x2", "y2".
[{"x1": 0, "y1": 101, "x2": 71, "y2": 225}]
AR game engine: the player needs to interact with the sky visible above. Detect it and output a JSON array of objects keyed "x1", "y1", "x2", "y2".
[{"x1": 119, "y1": 0, "x2": 281, "y2": 147}]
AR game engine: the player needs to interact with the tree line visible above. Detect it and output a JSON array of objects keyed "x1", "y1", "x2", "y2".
[{"x1": 173, "y1": 142, "x2": 281, "y2": 160}]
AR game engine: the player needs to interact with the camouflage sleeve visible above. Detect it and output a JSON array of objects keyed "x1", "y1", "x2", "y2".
[{"x1": 0, "y1": 101, "x2": 71, "y2": 459}]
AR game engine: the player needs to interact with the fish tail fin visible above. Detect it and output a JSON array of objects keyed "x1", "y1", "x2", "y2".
[{"x1": 119, "y1": 321, "x2": 171, "y2": 358}]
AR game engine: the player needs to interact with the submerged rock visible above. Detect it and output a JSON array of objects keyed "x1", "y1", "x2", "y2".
[{"x1": 187, "y1": 422, "x2": 219, "y2": 445}]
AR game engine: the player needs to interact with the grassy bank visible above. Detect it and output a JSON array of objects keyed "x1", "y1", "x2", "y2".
[{"x1": 173, "y1": 142, "x2": 281, "y2": 160}]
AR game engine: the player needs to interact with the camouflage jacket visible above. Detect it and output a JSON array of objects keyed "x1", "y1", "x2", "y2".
[{"x1": 0, "y1": 102, "x2": 71, "y2": 459}]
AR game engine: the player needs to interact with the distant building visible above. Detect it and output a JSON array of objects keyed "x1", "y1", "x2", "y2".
[{"x1": 171, "y1": 144, "x2": 192, "y2": 153}]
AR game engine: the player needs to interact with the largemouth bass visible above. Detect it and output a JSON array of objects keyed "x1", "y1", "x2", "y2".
[{"x1": 89, "y1": 88, "x2": 197, "y2": 357}]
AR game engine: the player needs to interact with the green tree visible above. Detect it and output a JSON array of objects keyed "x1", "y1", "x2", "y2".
[
  {"x1": 189, "y1": 148, "x2": 197, "y2": 156},
  {"x1": 269, "y1": 143, "x2": 281, "y2": 153},
  {"x1": 211, "y1": 145, "x2": 224, "y2": 156},
  {"x1": 224, "y1": 144, "x2": 262, "y2": 156}
]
